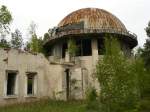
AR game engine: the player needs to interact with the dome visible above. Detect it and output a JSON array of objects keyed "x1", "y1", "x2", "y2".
[
  {"x1": 58, "y1": 8, "x2": 127, "y2": 32},
  {"x1": 43, "y1": 8, "x2": 137, "y2": 49}
]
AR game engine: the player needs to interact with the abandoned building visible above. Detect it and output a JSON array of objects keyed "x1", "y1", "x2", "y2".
[{"x1": 0, "y1": 8, "x2": 137, "y2": 105}]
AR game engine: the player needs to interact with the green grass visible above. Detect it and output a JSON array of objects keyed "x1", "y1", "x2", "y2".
[{"x1": 0, "y1": 100, "x2": 86, "y2": 112}]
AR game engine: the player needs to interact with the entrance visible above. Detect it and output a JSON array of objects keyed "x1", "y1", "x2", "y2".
[{"x1": 65, "y1": 69, "x2": 70, "y2": 100}]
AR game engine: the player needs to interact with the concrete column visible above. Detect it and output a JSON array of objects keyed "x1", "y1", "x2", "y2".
[
  {"x1": 92, "y1": 39, "x2": 99, "y2": 91},
  {"x1": 65, "y1": 51, "x2": 70, "y2": 62},
  {"x1": 92, "y1": 38, "x2": 98, "y2": 67}
]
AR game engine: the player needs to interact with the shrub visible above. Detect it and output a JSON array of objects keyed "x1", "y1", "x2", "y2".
[
  {"x1": 96, "y1": 37, "x2": 141, "y2": 112},
  {"x1": 86, "y1": 87, "x2": 100, "y2": 112}
]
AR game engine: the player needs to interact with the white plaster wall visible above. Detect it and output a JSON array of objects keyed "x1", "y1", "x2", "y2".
[
  {"x1": 0, "y1": 38, "x2": 102, "y2": 104},
  {"x1": 0, "y1": 48, "x2": 57, "y2": 105}
]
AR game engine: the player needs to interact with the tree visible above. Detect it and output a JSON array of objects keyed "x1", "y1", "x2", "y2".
[
  {"x1": 43, "y1": 33, "x2": 49, "y2": 41},
  {"x1": 27, "y1": 21, "x2": 38, "y2": 52},
  {"x1": 96, "y1": 37, "x2": 140, "y2": 112},
  {"x1": 24, "y1": 41, "x2": 31, "y2": 51},
  {"x1": 37, "y1": 36, "x2": 44, "y2": 53},
  {"x1": 67, "y1": 39, "x2": 78, "y2": 62},
  {"x1": 68, "y1": 39, "x2": 78, "y2": 57},
  {"x1": 0, "y1": 5, "x2": 12, "y2": 48},
  {"x1": 0, "y1": 36, "x2": 10, "y2": 48},
  {"x1": 136, "y1": 21, "x2": 150, "y2": 112},
  {"x1": 0, "y1": 5, "x2": 12, "y2": 36},
  {"x1": 140, "y1": 21, "x2": 150, "y2": 69},
  {"x1": 145, "y1": 21, "x2": 150, "y2": 37},
  {"x1": 30, "y1": 33, "x2": 39, "y2": 52},
  {"x1": 11, "y1": 29, "x2": 23, "y2": 49},
  {"x1": 26, "y1": 21, "x2": 44, "y2": 53}
]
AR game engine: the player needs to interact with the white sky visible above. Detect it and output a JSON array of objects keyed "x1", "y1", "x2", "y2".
[{"x1": 1, "y1": 0, "x2": 150, "y2": 47}]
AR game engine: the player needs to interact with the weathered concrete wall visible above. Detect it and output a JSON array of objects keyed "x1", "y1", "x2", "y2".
[
  {"x1": 47, "y1": 38, "x2": 101, "y2": 100},
  {"x1": 0, "y1": 48, "x2": 59, "y2": 105}
]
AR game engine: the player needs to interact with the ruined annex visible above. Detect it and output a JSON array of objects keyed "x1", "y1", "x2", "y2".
[{"x1": 0, "y1": 8, "x2": 138, "y2": 105}]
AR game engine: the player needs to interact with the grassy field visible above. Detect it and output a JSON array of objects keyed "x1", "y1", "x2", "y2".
[{"x1": 0, "y1": 100, "x2": 86, "y2": 112}]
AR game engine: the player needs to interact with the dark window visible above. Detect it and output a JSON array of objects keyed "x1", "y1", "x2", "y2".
[
  {"x1": 76, "y1": 40, "x2": 82, "y2": 56},
  {"x1": 76, "y1": 39, "x2": 92, "y2": 56},
  {"x1": 62, "y1": 42, "x2": 68, "y2": 58},
  {"x1": 7, "y1": 72, "x2": 17, "y2": 95},
  {"x1": 98, "y1": 39, "x2": 105, "y2": 55},
  {"x1": 27, "y1": 74, "x2": 35, "y2": 95},
  {"x1": 82, "y1": 39, "x2": 92, "y2": 56}
]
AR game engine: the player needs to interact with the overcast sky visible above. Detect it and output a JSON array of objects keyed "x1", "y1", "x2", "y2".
[{"x1": 1, "y1": 0, "x2": 150, "y2": 47}]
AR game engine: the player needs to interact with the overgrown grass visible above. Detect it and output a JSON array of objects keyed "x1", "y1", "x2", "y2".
[{"x1": 0, "y1": 99, "x2": 86, "y2": 112}]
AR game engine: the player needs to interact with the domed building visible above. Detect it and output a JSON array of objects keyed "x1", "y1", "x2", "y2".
[
  {"x1": 43, "y1": 8, "x2": 137, "y2": 99},
  {"x1": 44, "y1": 8, "x2": 137, "y2": 56},
  {"x1": 0, "y1": 8, "x2": 137, "y2": 105}
]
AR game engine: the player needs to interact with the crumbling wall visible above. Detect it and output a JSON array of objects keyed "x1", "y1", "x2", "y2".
[{"x1": 0, "y1": 48, "x2": 55, "y2": 105}]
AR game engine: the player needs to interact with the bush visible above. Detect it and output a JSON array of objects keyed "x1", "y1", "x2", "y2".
[
  {"x1": 86, "y1": 87, "x2": 100, "y2": 112},
  {"x1": 96, "y1": 37, "x2": 141, "y2": 112}
]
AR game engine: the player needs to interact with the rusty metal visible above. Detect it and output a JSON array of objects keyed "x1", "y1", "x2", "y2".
[
  {"x1": 43, "y1": 8, "x2": 138, "y2": 48},
  {"x1": 44, "y1": 28, "x2": 137, "y2": 43},
  {"x1": 58, "y1": 8, "x2": 127, "y2": 32}
]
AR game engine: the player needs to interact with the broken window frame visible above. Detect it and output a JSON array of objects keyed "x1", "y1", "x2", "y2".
[
  {"x1": 25, "y1": 72, "x2": 37, "y2": 97},
  {"x1": 5, "y1": 70, "x2": 18, "y2": 97},
  {"x1": 98, "y1": 38, "x2": 105, "y2": 55},
  {"x1": 76, "y1": 39, "x2": 92, "y2": 56}
]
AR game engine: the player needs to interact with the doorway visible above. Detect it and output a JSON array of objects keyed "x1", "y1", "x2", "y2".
[{"x1": 65, "y1": 69, "x2": 70, "y2": 100}]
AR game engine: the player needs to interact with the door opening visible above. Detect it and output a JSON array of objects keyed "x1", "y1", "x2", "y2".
[{"x1": 65, "y1": 69, "x2": 70, "y2": 100}]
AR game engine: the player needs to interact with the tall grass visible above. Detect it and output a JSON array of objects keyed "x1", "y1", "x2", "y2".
[{"x1": 0, "y1": 99, "x2": 86, "y2": 112}]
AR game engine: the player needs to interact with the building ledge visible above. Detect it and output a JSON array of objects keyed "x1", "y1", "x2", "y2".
[
  {"x1": 3, "y1": 95, "x2": 18, "y2": 99},
  {"x1": 24, "y1": 95, "x2": 37, "y2": 98}
]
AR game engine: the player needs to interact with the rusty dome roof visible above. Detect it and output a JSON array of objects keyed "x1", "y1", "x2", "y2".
[
  {"x1": 58, "y1": 8, "x2": 127, "y2": 32},
  {"x1": 43, "y1": 8, "x2": 137, "y2": 49}
]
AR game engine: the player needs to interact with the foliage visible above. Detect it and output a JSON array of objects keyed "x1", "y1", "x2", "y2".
[
  {"x1": 140, "y1": 39, "x2": 150, "y2": 69},
  {"x1": 24, "y1": 41, "x2": 31, "y2": 51},
  {"x1": 68, "y1": 39, "x2": 78, "y2": 57},
  {"x1": 0, "y1": 5, "x2": 12, "y2": 36},
  {"x1": 145, "y1": 21, "x2": 150, "y2": 37},
  {"x1": 86, "y1": 87, "x2": 99, "y2": 112},
  {"x1": 86, "y1": 87, "x2": 97, "y2": 102},
  {"x1": 11, "y1": 29, "x2": 23, "y2": 49},
  {"x1": 136, "y1": 54, "x2": 150, "y2": 112},
  {"x1": 0, "y1": 37, "x2": 10, "y2": 48},
  {"x1": 30, "y1": 33, "x2": 39, "y2": 52},
  {"x1": 0, "y1": 5, "x2": 12, "y2": 48},
  {"x1": 138, "y1": 21, "x2": 150, "y2": 69},
  {"x1": 96, "y1": 37, "x2": 140, "y2": 112},
  {"x1": 135, "y1": 21, "x2": 150, "y2": 112},
  {"x1": 0, "y1": 100, "x2": 85, "y2": 112},
  {"x1": 38, "y1": 36, "x2": 45, "y2": 53},
  {"x1": 26, "y1": 21, "x2": 44, "y2": 53},
  {"x1": 43, "y1": 33, "x2": 49, "y2": 41}
]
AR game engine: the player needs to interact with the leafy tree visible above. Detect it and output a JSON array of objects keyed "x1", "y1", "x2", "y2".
[
  {"x1": 11, "y1": 29, "x2": 23, "y2": 49},
  {"x1": 136, "y1": 21, "x2": 150, "y2": 112},
  {"x1": 139, "y1": 21, "x2": 150, "y2": 69},
  {"x1": 68, "y1": 39, "x2": 78, "y2": 57},
  {"x1": 0, "y1": 5, "x2": 12, "y2": 48},
  {"x1": 0, "y1": 36, "x2": 10, "y2": 48},
  {"x1": 37, "y1": 36, "x2": 44, "y2": 53},
  {"x1": 26, "y1": 21, "x2": 44, "y2": 53},
  {"x1": 43, "y1": 33, "x2": 49, "y2": 41},
  {"x1": 86, "y1": 87, "x2": 99, "y2": 112},
  {"x1": 30, "y1": 33, "x2": 39, "y2": 52},
  {"x1": 24, "y1": 41, "x2": 31, "y2": 51},
  {"x1": 27, "y1": 21, "x2": 38, "y2": 52},
  {"x1": 145, "y1": 21, "x2": 150, "y2": 37},
  {"x1": 0, "y1": 5, "x2": 12, "y2": 36},
  {"x1": 96, "y1": 37, "x2": 140, "y2": 112}
]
